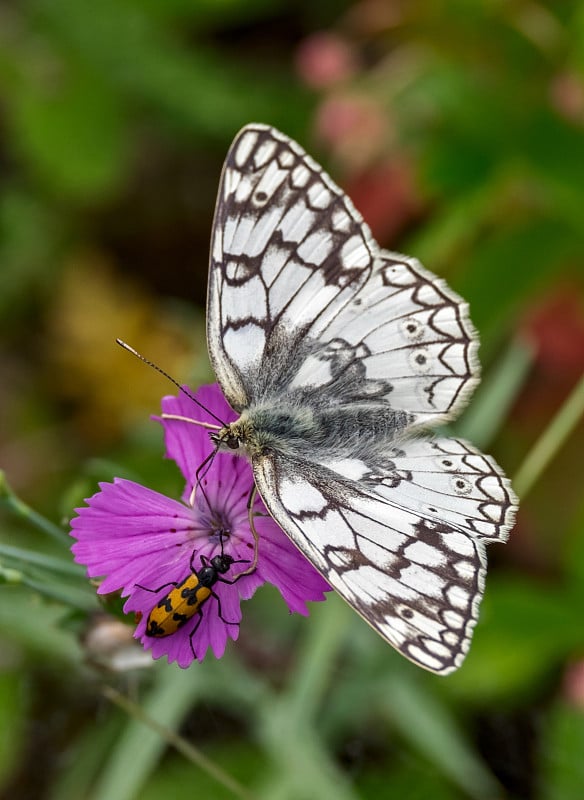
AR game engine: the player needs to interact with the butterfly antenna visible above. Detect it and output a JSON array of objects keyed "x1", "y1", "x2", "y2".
[{"x1": 116, "y1": 339, "x2": 226, "y2": 427}]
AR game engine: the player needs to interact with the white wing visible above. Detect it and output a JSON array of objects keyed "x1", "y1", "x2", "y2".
[
  {"x1": 253, "y1": 451, "x2": 492, "y2": 675},
  {"x1": 318, "y1": 437, "x2": 517, "y2": 543},
  {"x1": 208, "y1": 123, "x2": 375, "y2": 412},
  {"x1": 308, "y1": 254, "x2": 479, "y2": 425},
  {"x1": 208, "y1": 124, "x2": 478, "y2": 425}
]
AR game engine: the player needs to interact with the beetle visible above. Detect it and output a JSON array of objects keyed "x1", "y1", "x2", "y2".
[{"x1": 138, "y1": 547, "x2": 249, "y2": 656}]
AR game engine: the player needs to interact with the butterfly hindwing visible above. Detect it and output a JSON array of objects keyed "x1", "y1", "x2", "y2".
[
  {"x1": 253, "y1": 451, "x2": 487, "y2": 674},
  {"x1": 309, "y1": 253, "x2": 479, "y2": 424},
  {"x1": 317, "y1": 437, "x2": 516, "y2": 543}
]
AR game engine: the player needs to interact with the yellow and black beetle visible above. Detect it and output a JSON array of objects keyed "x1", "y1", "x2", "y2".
[{"x1": 139, "y1": 548, "x2": 249, "y2": 656}]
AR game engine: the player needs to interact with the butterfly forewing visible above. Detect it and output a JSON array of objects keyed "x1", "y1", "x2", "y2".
[
  {"x1": 207, "y1": 124, "x2": 518, "y2": 673},
  {"x1": 209, "y1": 125, "x2": 480, "y2": 424},
  {"x1": 208, "y1": 124, "x2": 376, "y2": 410}
]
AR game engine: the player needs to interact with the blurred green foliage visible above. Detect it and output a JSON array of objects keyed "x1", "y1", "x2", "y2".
[{"x1": 1, "y1": 1, "x2": 584, "y2": 799}]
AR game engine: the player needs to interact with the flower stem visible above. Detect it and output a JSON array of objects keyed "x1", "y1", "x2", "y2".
[
  {"x1": 0, "y1": 470, "x2": 69, "y2": 544},
  {"x1": 514, "y1": 372, "x2": 584, "y2": 498},
  {"x1": 456, "y1": 338, "x2": 533, "y2": 448},
  {"x1": 102, "y1": 685, "x2": 256, "y2": 800},
  {"x1": 0, "y1": 543, "x2": 84, "y2": 576}
]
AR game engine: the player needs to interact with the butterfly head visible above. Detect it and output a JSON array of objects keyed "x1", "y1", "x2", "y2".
[
  {"x1": 209, "y1": 415, "x2": 254, "y2": 453},
  {"x1": 209, "y1": 415, "x2": 267, "y2": 459},
  {"x1": 210, "y1": 427, "x2": 241, "y2": 451}
]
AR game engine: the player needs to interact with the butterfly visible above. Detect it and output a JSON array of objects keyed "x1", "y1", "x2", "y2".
[{"x1": 205, "y1": 123, "x2": 517, "y2": 674}]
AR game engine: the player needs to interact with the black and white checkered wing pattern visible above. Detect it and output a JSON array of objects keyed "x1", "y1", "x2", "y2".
[
  {"x1": 308, "y1": 254, "x2": 479, "y2": 424},
  {"x1": 319, "y1": 438, "x2": 517, "y2": 544},
  {"x1": 253, "y1": 452, "x2": 491, "y2": 674},
  {"x1": 208, "y1": 123, "x2": 375, "y2": 411},
  {"x1": 208, "y1": 124, "x2": 479, "y2": 424}
]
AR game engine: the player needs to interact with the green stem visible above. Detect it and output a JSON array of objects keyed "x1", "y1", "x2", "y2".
[
  {"x1": 102, "y1": 685, "x2": 256, "y2": 800},
  {"x1": 514, "y1": 372, "x2": 584, "y2": 498},
  {"x1": 0, "y1": 471, "x2": 69, "y2": 544},
  {"x1": 0, "y1": 543, "x2": 84, "y2": 576},
  {"x1": 456, "y1": 338, "x2": 533, "y2": 448}
]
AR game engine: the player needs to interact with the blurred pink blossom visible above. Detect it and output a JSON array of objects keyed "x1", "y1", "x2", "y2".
[
  {"x1": 345, "y1": 159, "x2": 422, "y2": 243},
  {"x1": 521, "y1": 287, "x2": 584, "y2": 380},
  {"x1": 315, "y1": 94, "x2": 388, "y2": 169},
  {"x1": 295, "y1": 32, "x2": 357, "y2": 89},
  {"x1": 563, "y1": 660, "x2": 584, "y2": 709},
  {"x1": 549, "y1": 72, "x2": 584, "y2": 123}
]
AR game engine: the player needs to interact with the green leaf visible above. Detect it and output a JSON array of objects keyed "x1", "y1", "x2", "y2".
[
  {"x1": 10, "y1": 61, "x2": 127, "y2": 198},
  {"x1": 140, "y1": 747, "x2": 264, "y2": 800},
  {"x1": 522, "y1": 110, "x2": 584, "y2": 231},
  {"x1": 33, "y1": 0, "x2": 311, "y2": 141},
  {"x1": 447, "y1": 578, "x2": 584, "y2": 701},
  {"x1": 455, "y1": 219, "x2": 579, "y2": 351},
  {"x1": 378, "y1": 673, "x2": 500, "y2": 799},
  {"x1": 0, "y1": 670, "x2": 26, "y2": 790},
  {"x1": 0, "y1": 188, "x2": 62, "y2": 320},
  {"x1": 0, "y1": 586, "x2": 82, "y2": 663},
  {"x1": 539, "y1": 702, "x2": 584, "y2": 800},
  {"x1": 562, "y1": 498, "x2": 584, "y2": 585},
  {"x1": 358, "y1": 759, "x2": 460, "y2": 800}
]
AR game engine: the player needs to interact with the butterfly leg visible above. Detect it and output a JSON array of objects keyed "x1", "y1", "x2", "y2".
[{"x1": 232, "y1": 485, "x2": 260, "y2": 578}]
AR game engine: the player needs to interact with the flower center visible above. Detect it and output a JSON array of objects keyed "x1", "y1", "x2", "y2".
[{"x1": 200, "y1": 513, "x2": 233, "y2": 550}]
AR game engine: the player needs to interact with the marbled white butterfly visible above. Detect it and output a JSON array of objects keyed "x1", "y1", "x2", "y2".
[{"x1": 206, "y1": 124, "x2": 517, "y2": 674}]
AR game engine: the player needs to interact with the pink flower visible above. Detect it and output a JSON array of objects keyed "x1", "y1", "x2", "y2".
[
  {"x1": 295, "y1": 32, "x2": 357, "y2": 89},
  {"x1": 71, "y1": 384, "x2": 330, "y2": 668},
  {"x1": 314, "y1": 94, "x2": 388, "y2": 170}
]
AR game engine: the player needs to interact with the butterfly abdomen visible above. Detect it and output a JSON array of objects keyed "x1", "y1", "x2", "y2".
[
  {"x1": 314, "y1": 406, "x2": 413, "y2": 455},
  {"x1": 230, "y1": 403, "x2": 413, "y2": 460}
]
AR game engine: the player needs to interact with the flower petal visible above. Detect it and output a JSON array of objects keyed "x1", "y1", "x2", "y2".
[
  {"x1": 156, "y1": 384, "x2": 237, "y2": 499},
  {"x1": 71, "y1": 479, "x2": 198, "y2": 595},
  {"x1": 71, "y1": 383, "x2": 331, "y2": 668}
]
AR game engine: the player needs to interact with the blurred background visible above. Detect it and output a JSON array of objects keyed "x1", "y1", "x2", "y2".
[{"x1": 1, "y1": 1, "x2": 584, "y2": 798}]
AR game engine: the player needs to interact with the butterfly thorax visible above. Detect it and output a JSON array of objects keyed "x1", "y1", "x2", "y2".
[{"x1": 213, "y1": 402, "x2": 414, "y2": 461}]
